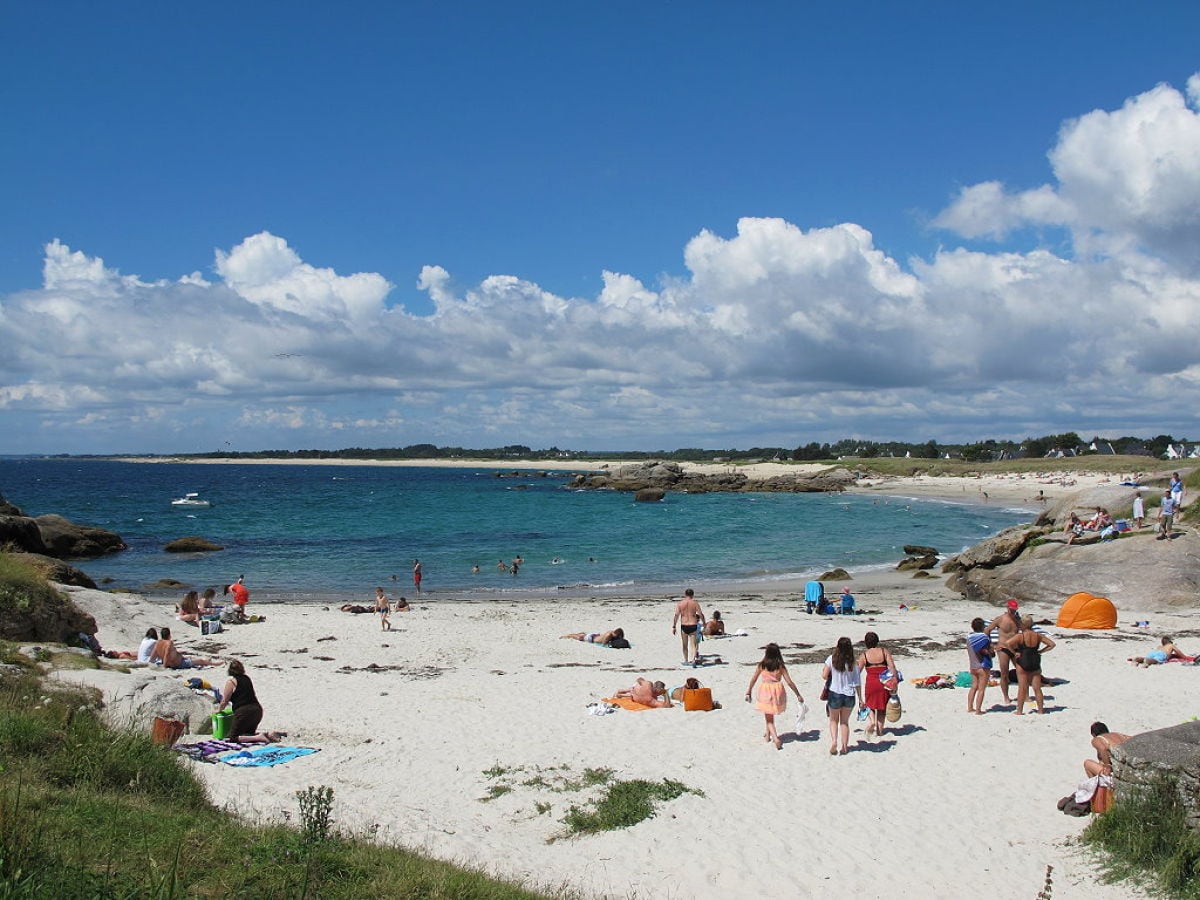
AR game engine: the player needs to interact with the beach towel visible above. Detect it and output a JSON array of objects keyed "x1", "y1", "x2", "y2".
[
  {"x1": 217, "y1": 746, "x2": 319, "y2": 767},
  {"x1": 602, "y1": 696, "x2": 658, "y2": 711},
  {"x1": 174, "y1": 739, "x2": 254, "y2": 763}
]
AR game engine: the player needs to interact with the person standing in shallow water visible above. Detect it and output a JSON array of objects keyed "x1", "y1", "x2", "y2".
[{"x1": 412, "y1": 559, "x2": 422, "y2": 592}]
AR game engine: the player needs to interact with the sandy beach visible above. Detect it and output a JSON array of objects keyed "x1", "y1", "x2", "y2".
[{"x1": 54, "y1": 545, "x2": 1182, "y2": 899}]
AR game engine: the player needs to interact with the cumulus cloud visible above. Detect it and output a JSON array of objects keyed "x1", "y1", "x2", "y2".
[{"x1": 4, "y1": 75, "x2": 1200, "y2": 453}]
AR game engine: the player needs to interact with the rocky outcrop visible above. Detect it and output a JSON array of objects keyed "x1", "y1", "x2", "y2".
[
  {"x1": 1112, "y1": 721, "x2": 1200, "y2": 831},
  {"x1": 33, "y1": 514, "x2": 125, "y2": 558},
  {"x1": 0, "y1": 575, "x2": 96, "y2": 641},
  {"x1": 1036, "y1": 484, "x2": 1155, "y2": 528},
  {"x1": 0, "y1": 515, "x2": 48, "y2": 554},
  {"x1": 164, "y1": 536, "x2": 224, "y2": 553},
  {"x1": 820, "y1": 568, "x2": 851, "y2": 581},
  {"x1": 634, "y1": 488, "x2": 666, "y2": 503},
  {"x1": 0, "y1": 493, "x2": 25, "y2": 516},
  {"x1": 6, "y1": 552, "x2": 98, "y2": 589},
  {"x1": 570, "y1": 461, "x2": 855, "y2": 495},
  {"x1": 942, "y1": 525, "x2": 1046, "y2": 573}
]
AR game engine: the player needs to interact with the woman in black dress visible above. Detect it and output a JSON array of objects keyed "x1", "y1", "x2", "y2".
[{"x1": 215, "y1": 659, "x2": 285, "y2": 743}]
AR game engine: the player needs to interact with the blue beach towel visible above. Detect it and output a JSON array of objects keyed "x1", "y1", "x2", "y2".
[{"x1": 217, "y1": 746, "x2": 319, "y2": 767}]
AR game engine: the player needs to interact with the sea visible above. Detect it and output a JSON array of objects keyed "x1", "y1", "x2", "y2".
[{"x1": 1, "y1": 458, "x2": 1031, "y2": 602}]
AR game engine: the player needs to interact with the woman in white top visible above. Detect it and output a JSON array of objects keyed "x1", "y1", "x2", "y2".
[
  {"x1": 136, "y1": 628, "x2": 159, "y2": 663},
  {"x1": 821, "y1": 636, "x2": 863, "y2": 755}
]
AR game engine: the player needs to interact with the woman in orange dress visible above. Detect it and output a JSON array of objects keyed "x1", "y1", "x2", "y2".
[{"x1": 745, "y1": 643, "x2": 804, "y2": 750}]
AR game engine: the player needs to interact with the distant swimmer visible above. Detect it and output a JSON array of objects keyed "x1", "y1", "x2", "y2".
[
  {"x1": 497, "y1": 559, "x2": 509, "y2": 572},
  {"x1": 472, "y1": 564, "x2": 480, "y2": 574},
  {"x1": 551, "y1": 556, "x2": 563, "y2": 564}
]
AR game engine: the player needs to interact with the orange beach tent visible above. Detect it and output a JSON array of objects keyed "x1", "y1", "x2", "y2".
[{"x1": 1056, "y1": 592, "x2": 1118, "y2": 629}]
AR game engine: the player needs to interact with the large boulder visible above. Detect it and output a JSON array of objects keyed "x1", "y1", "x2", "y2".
[
  {"x1": 634, "y1": 488, "x2": 666, "y2": 503},
  {"x1": 6, "y1": 552, "x2": 97, "y2": 588},
  {"x1": 55, "y1": 669, "x2": 216, "y2": 736},
  {"x1": 1112, "y1": 721, "x2": 1200, "y2": 831},
  {"x1": 1037, "y1": 484, "x2": 1156, "y2": 527},
  {"x1": 0, "y1": 515, "x2": 48, "y2": 554},
  {"x1": 164, "y1": 536, "x2": 224, "y2": 553},
  {"x1": 0, "y1": 573, "x2": 97, "y2": 641},
  {"x1": 941, "y1": 525, "x2": 1046, "y2": 572},
  {"x1": 0, "y1": 493, "x2": 23, "y2": 516},
  {"x1": 33, "y1": 514, "x2": 125, "y2": 558}
]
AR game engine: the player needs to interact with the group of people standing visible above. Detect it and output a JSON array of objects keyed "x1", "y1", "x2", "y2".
[{"x1": 968, "y1": 599, "x2": 1057, "y2": 715}]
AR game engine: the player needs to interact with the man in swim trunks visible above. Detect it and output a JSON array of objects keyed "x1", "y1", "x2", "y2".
[
  {"x1": 672, "y1": 589, "x2": 706, "y2": 666},
  {"x1": 412, "y1": 559, "x2": 423, "y2": 592},
  {"x1": 985, "y1": 599, "x2": 1023, "y2": 705}
]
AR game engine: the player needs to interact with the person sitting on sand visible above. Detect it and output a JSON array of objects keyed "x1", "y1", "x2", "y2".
[
  {"x1": 1130, "y1": 635, "x2": 1189, "y2": 667},
  {"x1": 394, "y1": 596, "x2": 411, "y2": 611},
  {"x1": 137, "y1": 628, "x2": 159, "y2": 662},
  {"x1": 563, "y1": 628, "x2": 624, "y2": 646},
  {"x1": 615, "y1": 677, "x2": 671, "y2": 708},
  {"x1": 177, "y1": 591, "x2": 201, "y2": 626},
  {"x1": 704, "y1": 611, "x2": 726, "y2": 637},
  {"x1": 149, "y1": 626, "x2": 219, "y2": 669},
  {"x1": 670, "y1": 677, "x2": 702, "y2": 702},
  {"x1": 1084, "y1": 722, "x2": 1131, "y2": 777},
  {"x1": 215, "y1": 659, "x2": 286, "y2": 744},
  {"x1": 837, "y1": 587, "x2": 856, "y2": 615},
  {"x1": 198, "y1": 588, "x2": 218, "y2": 613}
]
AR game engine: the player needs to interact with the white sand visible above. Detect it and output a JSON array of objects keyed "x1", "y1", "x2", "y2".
[{"x1": 60, "y1": 556, "x2": 1181, "y2": 899}]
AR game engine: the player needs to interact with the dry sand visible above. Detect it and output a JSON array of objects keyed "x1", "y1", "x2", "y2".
[{"x1": 57, "y1": 550, "x2": 1185, "y2": 898}]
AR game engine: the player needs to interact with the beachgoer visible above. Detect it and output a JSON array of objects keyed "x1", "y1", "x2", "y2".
[
  {"x1": 413, "y1": 559, "x2": 422, "y2": 592},
  {"x1": 857, "y1": 632, "x2": 895, "y2": 737},
  {"x1": 339, "y1": 603, "x2": 373, "y2": 614},
  {"x1": 562, "y1": 628, "x2": 624, "y2": 646},
  {"x1": 514, "y1": 555, "x2": 523, "y2": 566},
  {"x1": 703, "y1": 610, "x2": 726, "y2": 637},
  {"x1": 177, "y1": 591, "x2": 200, "y2": 625},
  {"x1": 1157, "y1": 489, "x2": 1177, "y2": 540},
  {"x1": 838, "y1": 587, "x2": 856, "y2": 615},
  {"x1": 1064, "y1": 512, "x2": 1084, "y2": 545},
  {"x1": 511, "y1": 558, "x2": 520, "y2": 576},
  {"x1": 615, "y1": 677, "x2": 670, "y2": 708},
  {"x1": 745, "y1": 642, "x2": 803, "y2": 750},
  {"x1": 1132, "y1": 492, "x2": 1145, "y2": 529},
  {"x1": 1003, "y1": 615, "x2": 1056, "y2": 714},
  {"x1": 375, "y1": 587, "x2": 392, "y2": 631},
  {"x1": 137, "y1": 627, "x2": 159, "y2": 663},
  {"x1": 394, "y1": 595, "x2": 411, "y2": 612},
  {"x1": 497, "y1": 559, "x2": 509, "y2": 572},
  {"x1": 1130, "y1": 635, "x2": 1188, "y2": 667},
  {"x1": 150, "y1": 627, "x2": 219, "y2": 669},
  {"x1": 198, "y1": 588, "x2": 217, "y2": 613},
  {"x1": 985, "y1": 600, "x2": 1023, "y2": 704},
  {"x1": 215, "y1": 659, "x2": 285, "y2": 743},
  {"x1": 672, "y1": 589, "x2": 706, "y2": 666},
  {"x1": 966, "y1": 617, "x2": 994, "y2": 714},
  {"x1": 670, "y1": 677, "x2": 702, "y2": 703},
  {"x1": 1084, "y1": 722, "x2": 1131, "y2": 777},
  {"x1": 471, "y1": 564, "x2": 480, "y2": 574},
  {"x1": 822, "y1": 637, "x2": 863, "y2": 755},
  {"x1": 224, "y1": 576, "x2": 249, "y2": 621},
  {"x1": 1170, "y1": 472, "x2": 1184, "y2": 510}
]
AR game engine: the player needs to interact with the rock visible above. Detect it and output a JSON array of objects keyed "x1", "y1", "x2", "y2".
[
  {"x1": 0, "y1": 492, "x2": 23, "y2": 516},
  {"x1": 5, "y1": 552, "x2": 97, "y2": 588},
  {"x1": 570, "y1": 462, "x2": 855, "y2": 495},
  {"x1": 1037, "y1": 484, "x2": 1151, "y2": 527},
  {"x1": 903, "y1": 545, "x2": 938, "y2": 557},
  {"x1": 33, "y1": 514, "x2": 125, "y2": 559},
  {"x1": 0, "y1": 515, "x2": 47, "y2": 554},
  {"x1": 941, "y1": 525, "x2": 1046, "y2": 573},
  {"x1": 820, "y1": 568, "x2": 851, "y2": 581},
  {"x1": 634, "y1": 488, "x2": 666, "y2": 503},
  {"x1": 0, "y1": 574, "x2": 96, "y2": 642},
  {"x1": 1112, "y1": 720, "x2": 1200, "y2": 831},
  {"x1": 147, "y1": 579, "x2": 187, "y2": 590},
  {"x1": 100, "y1": 671, "x2": 216, "y2": 736},
  {"x1": 897, "y1": 554, "x2": 938, "y2": 571},
  {"x1": 164, "y1": 536, "x2": 224, "y2": 553},
  {"x1": 911, "y1": 570, "x2": 934, "y2": 579}
]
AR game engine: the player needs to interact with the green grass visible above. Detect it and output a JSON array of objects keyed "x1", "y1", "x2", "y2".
[
  {"x1": 1083, "y1": 774, "x2": 1200, "y2": 898},
  {"x1": 0, "y1": 644, "x2": 552, "y2": 899},
  {"x1": 0, "y1": 554, "x2": 64, "y2": 616},
  {"x1": 560, "y1": 778, "x2": 700, "y2": 837}
]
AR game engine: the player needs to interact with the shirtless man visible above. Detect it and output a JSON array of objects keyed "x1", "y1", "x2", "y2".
[
  {"x1": 150, "y1": 627, "x2": 218, "y2": 669},
  {"x1": 617, "y1": 677, "x2": 671, "y2": 708},
  {"x1": 985, "y1": 599, "x2": 1023, "y2": 704},
  {"x1": 672, "y1": 588, "x2": 706, "y2": 666},
  {"x1": 1084, "y1": 722, "x2": 1131, "y2": 777}
]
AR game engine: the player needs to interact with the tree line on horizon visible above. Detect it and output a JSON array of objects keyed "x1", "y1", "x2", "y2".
[{"x1": 87, "y1": 431, "x2": 1190, "y2": 463}]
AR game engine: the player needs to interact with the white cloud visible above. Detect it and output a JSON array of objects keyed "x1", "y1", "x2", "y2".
[{"x1": 5, "y1": 75, "x2": 1200, "y2": 453}]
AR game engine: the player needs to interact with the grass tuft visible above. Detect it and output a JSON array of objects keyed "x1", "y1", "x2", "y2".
[{"x1": 561, "y1": 778, "x2": 700, "y2": 836}]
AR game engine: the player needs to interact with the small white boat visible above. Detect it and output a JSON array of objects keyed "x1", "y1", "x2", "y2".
[{"x1": 171, "y1": 492, "x2": 211, "y2": 507}]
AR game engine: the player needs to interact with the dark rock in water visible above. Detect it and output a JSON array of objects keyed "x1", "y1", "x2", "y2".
[
  {"x1": 147, "y1": 579, "x2": 187, "y2": 590},
  {"x1": 903, "y1": 545, "x2": 938, "y2": 557},
  {"x1": 33, "y1": 514, "x2": 125, "y2": 559},
  {"x1": 0, "y1": 515, "x2": 48, "y2": 555},
  {"x1": 165, "y1": 537, "x2": 224, "y2": 553},
  {"x1": 0, "y1": 492, "x2": 23, "y2": 516},
  {"x1": 820, "y1": 568, "x2": 851, "y2": 581},
  {"x1": 635, "y1": 487, "x2": 666, "y2": 503},
  {"x1": 897, "y1": 553, "x2": 938, "y2": 571},
  {"x1": 6, "y1": 552, "x2": 97, "y2": 589},
  {"x1": 571, "y1": 461, "x2": 855, "y2": 495}
]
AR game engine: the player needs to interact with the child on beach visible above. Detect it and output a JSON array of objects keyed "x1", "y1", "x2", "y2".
[
  {"x1": 966, "y1": 617, "x2": 993, "y2": 714},
  {"x1": 745, "y1": 643, "x2": 804, "y2": 750},
  {"x1": 1130, "y1": 635, "x2": 1189, "y2": 666},
  {"x1": 375, "y1": 587, "x2": 392, "y2": 630}
]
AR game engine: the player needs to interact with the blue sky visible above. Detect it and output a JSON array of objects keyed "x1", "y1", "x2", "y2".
[{"x1": 2, "y1": 3, "x2": 1200, "y2": 454}]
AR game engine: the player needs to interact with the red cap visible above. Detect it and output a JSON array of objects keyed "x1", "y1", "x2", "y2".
[{"x1": 1006, "y1": 599, "x2": 1019, "y2": 610}]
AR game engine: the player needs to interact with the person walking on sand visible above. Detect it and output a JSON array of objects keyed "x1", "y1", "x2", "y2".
[
  {"x1": 1084, "y1": 722, "x2": 1130, "y2": 777},
  {"x1": 966, "y1": 617, "x2": 994, "y2": 714},
  {"x1": 746, "y1": 643, "x2": 803, "y2": 750},
  {"x1": 985, "y1": 599, "x2": 1023, "y2": 705},
  {"x1": 857, "y1": 632, "x2": 895, "y2": 738},
  {"x1": 412, "y1": 559, "x2": 423, "y2": 592},
  {"x1": 1004, "y1": 615, "x2": 1056, "y2": 714},
  {"x1": 672, "y1": 589, "x2": 706, "y2": 666},
  {"x1": 1132, "y1": 491, "x2": 1145, "y2": 529},
  {"x1": 1157, "y1": 489, "x2": 1177, "y2": 540},
  {"x1": 375, "y1": 587, "x2": 392, "y2": 631},
  {"x1": 822, "y1": 637, "x2": 863, "y2": 755}
]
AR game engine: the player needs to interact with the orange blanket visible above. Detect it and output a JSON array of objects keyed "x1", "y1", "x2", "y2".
[{"x1": 602, "y1": 696, "x2": 658, "y2": 711}]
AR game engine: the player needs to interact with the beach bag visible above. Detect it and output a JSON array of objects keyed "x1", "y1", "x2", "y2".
[
  {"x1": 151, "y1": 716, "x2": 186, "y2": 746},
  {"x1": 794, "y1": 701, "x2": 809, "y2": 731},
  {"x1": 1091, "y1": 784, "x2": 1113, "y2": 814},
  {"x1": 885, "y1": 693, "x2": 903, "y2": 723},
  {"x1": 819, "y1": 675, "x2": 831, "y2": 702},
  {"x1": 682, "y1": 687, "x2": 714, "y2": 711},
  {"x1": 201, "y1": 619, "x2": 222, "y2": 635}
]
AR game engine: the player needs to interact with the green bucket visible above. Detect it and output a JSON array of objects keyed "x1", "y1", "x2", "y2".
[{"x1": 212, "y1": 709, "x2": 233, "y2": 740}]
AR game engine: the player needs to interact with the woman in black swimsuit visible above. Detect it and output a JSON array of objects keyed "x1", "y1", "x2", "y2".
[{"x1": 1004, "y1": 615, "x2": 1056, "y2": 715}]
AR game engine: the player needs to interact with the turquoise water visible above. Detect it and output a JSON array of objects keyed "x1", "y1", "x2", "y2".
[{"x1": 1, "y1": 459, "x2": 1029, "y2": 601}]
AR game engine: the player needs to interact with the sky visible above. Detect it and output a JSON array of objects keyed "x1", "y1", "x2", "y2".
[{"x1": 2, "y1": 2, "x2": 1200, "y2": 455}]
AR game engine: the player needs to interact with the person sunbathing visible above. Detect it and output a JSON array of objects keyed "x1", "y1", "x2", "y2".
[
  {"x1": 149, "y1": 627, "x2": 219, "y2": 669},
  {"x1": 1130, "y1": 635, "x2": 1189, "y2": 667},
  {"x1": 616, "y1": 677, "x2": 671, "y2": 707},
  {"x1": 562, "y1": 628, "x2": 624, "y2": 646},
  {"x1": 703, "y1": 611, "x2": 726, "y2": 636},
  {"x1": 177, "y1": 591, "x2": 201, "y2": 625},
  {"x1": 669, "y1": 677, "x2": 702, "y2": 702}
]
